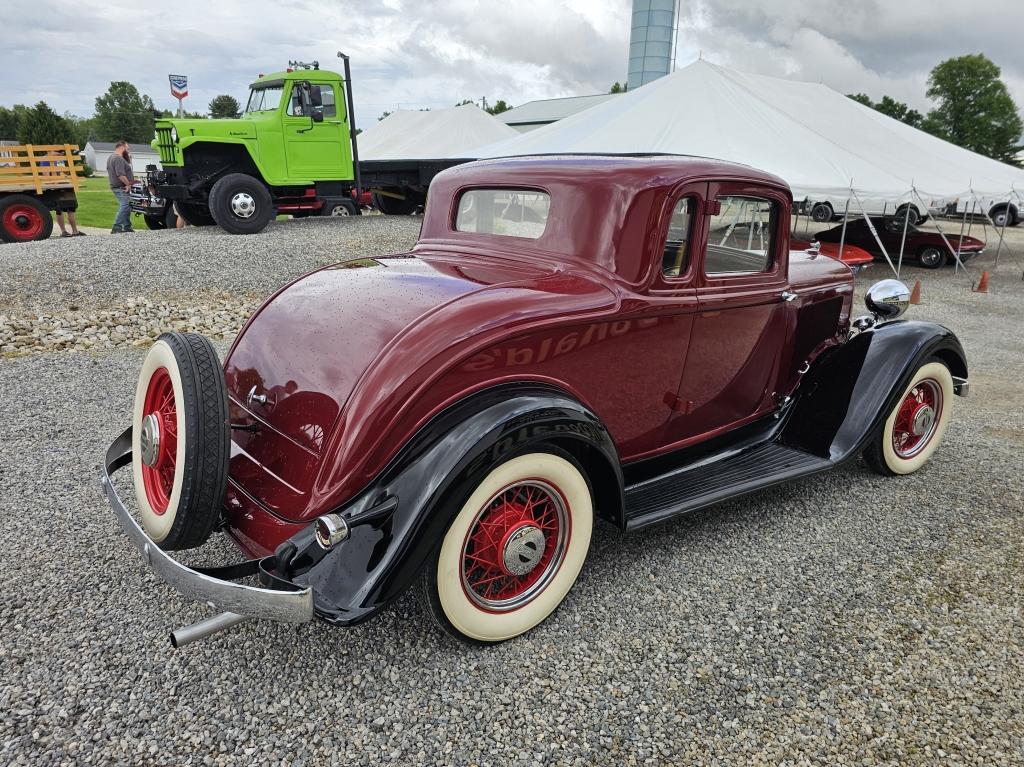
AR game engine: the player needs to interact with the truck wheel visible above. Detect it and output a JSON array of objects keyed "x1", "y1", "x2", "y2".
[
  {"x1": 209, "y1": 174, "x2": 274, "y2": 234},
  {"x1": 864, "y1": 360, "x2": 954, "y2": 477},
  {"x1": 0, "y1": 194, "x2": 53, "y2": 243},
  {"x1": 372, "y1": 191, "x2": 419, "y2": 216},
  {"x1": 423, "y1": 448, "x2": 593, "y2": 643},
  {"x1": 810, "y1": 203, "x2": 833, "y2": 223},
  {"x1": 144, "y1": 214, "x2": 167, "y2": 230},
  {"x1": 176, "y1": 202, "x2": 215, "y2": 227},
  {"x1": 896, "y1": 205, "x2": 921, "y2": 226},
  {"x1": 321, "y1": 199, "x2": 359, "y2": 217},
  {"x1": 132, "y1": 332, "x2": 231, "y2": 551}
]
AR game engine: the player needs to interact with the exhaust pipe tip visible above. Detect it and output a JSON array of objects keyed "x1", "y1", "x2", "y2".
[{"x1": 170, "y1": 611, "x2": 250, "y2": 648}]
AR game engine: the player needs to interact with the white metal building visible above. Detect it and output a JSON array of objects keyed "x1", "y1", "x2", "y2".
[
  {"x1": 83, "y1": 141, "x2": 160, "y2": 174},
  {"x1": 496, "y1": 94, "x2": 620, "y2": 133}
]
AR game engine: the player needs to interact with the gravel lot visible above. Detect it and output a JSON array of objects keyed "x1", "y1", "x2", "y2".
[{"x1": 1, "y1": 218, "x2": 1022, "y2": 766}]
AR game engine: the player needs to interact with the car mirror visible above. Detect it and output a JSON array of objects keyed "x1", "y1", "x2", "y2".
[
  {"x1": 311, "y1": 108, "x2": 324, "y2": 123},
  {"x1": 309, "y1": 86, "x2": 323, "y2": 108}
]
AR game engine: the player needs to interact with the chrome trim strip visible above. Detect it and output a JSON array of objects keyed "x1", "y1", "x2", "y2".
[
  {"x1": 952, "y1": 376, "x2": 969, "y2": 397},
  {"x1": 101, "y1": 427, "x2": 314, "y2": 624}
]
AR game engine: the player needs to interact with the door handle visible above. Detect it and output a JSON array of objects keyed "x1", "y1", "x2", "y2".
[{"x1": 781, "y1": 290, "x2": 798, "y2": 302}]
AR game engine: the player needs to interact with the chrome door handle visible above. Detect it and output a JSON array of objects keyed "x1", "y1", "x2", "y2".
[{"x1": 781, "y1": 290, "x2": 798, "y2": 302}]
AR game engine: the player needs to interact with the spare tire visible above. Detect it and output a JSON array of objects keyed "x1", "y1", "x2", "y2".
[{"x1": 132, "y1": 332, "x2": 230, "y2": 551}]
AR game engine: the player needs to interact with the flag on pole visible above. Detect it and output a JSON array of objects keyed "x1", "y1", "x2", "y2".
[{"x1": 169, "y1": 75, "x2": 188, "y2": 99}]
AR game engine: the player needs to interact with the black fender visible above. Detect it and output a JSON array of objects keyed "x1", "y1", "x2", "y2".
[
  {"x1": 280, "y1": 383, "x2": 622, "y2": 625},
  {"x1": 781, "y1": 320, "x2": 967, "y2": 461}
]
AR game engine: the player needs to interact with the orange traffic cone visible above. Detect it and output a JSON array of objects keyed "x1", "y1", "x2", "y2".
[
  {"x1": 909, "y1": 280, "x2": 922, "y2": 304},
  {"x1": 973, "y1": 271, "x2": 990, "y2": 294}
]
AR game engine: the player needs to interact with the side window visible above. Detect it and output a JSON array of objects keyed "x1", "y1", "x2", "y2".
[
  {"x1": 315, "y1": 85, "x2": 337, "y2": 118},
  {"x1": 289, "y1": 86, "x2": 306, "y2": 117},
  {"x1": 661, "y1": 197, "x2": 695, "y2": 277},
  {"x1": 705, "y1": 195, "x2": 776, "y2": 275}
]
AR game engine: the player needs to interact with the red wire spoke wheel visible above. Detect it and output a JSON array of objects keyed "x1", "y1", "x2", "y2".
[
  {"x1": 891, "y1": 379, "x2": 942, "y2": 459},
  {"x1": 0, "y1": 195, "x2": 53, "y2": 243},
  {"x1": 460, "y1": 479, "x2": 569, "y2": 611},
  {"x1": 138, "y1": 367, "x2": 178, "y2": 515},
  {"x1": 426, "y1": 450, "x2": 593, "y2": 643},
  {"x1": 131, "y1": 332, "x2": 231, "y2": 551},
  {"x1": 865, "y1": 360, "x2": 954, "y2": 476}
]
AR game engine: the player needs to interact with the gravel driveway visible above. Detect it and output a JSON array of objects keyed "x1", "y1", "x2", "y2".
[{"x1": 1, "y1": 219, "x2": 1022, "y2": 765}]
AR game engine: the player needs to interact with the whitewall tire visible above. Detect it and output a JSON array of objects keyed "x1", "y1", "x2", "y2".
[
  {"x1": 865, "y1": 360, "x2": 954, "y2": 476},
  {"x1": 425, "y1": 450, "x2": 593, "y2": 643}
]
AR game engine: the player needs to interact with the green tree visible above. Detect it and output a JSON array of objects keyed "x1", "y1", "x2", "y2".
[
  {"x1": 377, "y1": 111, "x2": 392, "y2": 121},
  {"x1": 0, "y1": 105, "x2": 28, "y2": 140},
  {"x1": 847, "y1": 93, "x2": 923, "y2": 129},
  {"x1": 609, "y1": 81, "x2": 625, "y2": 94},
  {"x1": 66, "y1": 114, "x2": 96, "y2": 147},
  {"x1": 874, "y1": 95, "x2": 923, "y2": 128},
  {"x1": 16, "y1": 101, "x2": 75, "y2": 144},
  {"x1": 486, "y1": 99, "x2": 511, "y2": 115},
  {"x1": 921, "y1": 53, "x2": 1023, "y2": 163},
  {"x1": 208, "y1": 94, "x2": 241, "y2": 119},
  {"x1": 93, "y1": 81, "x2": 156, "y2": 142}
]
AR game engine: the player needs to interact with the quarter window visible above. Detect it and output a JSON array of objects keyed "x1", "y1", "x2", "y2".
[
  {"x1": 662, "y1": 197, "x2": 695, "y2": 277},
  {"x1": 705, "y1": 195, "x2": 776, "y2": 274},
  {"x1": 455, "y1": 189, "x2": 550, "y2": 239}
]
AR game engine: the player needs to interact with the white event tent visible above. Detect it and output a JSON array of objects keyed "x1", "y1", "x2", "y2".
[
  {"x1": 477, "y1": 60, "x2": 1024, "y2": 205},
  {"x1": 358, "y1": 104, "x2": 518, "y2": 161},
  {"x1": 474, "y1": 60, "x2": 1024, "y2": 272}
]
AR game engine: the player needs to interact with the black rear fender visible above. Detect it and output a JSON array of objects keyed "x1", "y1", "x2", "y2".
[{"x1": 287, "y1": 383, "x2": 621, "y2": 625}]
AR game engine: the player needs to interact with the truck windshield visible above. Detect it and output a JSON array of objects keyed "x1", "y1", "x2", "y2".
[{"x1": 246, "y1": 85, "x2": 283, "y2": 112}]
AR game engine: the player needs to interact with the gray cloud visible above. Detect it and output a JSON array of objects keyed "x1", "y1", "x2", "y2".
[{"x1": 0, "y1": 0, "x2": 1020, "y2": 125}]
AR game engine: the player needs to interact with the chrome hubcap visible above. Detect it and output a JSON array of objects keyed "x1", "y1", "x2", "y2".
[
  {"x1": 139, "y1": 413, "x2": 161, "y2": 467},
  {"x1": 230, "y1": 192, "x2": 256, "y2": 218},
  {"x1": 911, "y1": 405, "x2": 935, "y2": 436},
  {"x1": 329, "y1": 205, "x2": 350, "y2": 216},
  {"x1": 501, "y1": 525, "x2": 547, "y2": 576}
]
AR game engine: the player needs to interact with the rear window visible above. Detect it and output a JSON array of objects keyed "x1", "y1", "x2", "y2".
[{"x1": 455, "y1": 189, "x2": 550, "y2": 239}]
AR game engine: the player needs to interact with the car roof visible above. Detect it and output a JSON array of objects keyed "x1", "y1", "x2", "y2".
[{"x1": 418, "y1": 154, "x2": 792, "y2": 285}]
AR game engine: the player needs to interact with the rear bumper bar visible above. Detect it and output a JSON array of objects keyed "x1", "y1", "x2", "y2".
[{"x1": 100, "y1": 427, "x2": 314, "y2": 624}]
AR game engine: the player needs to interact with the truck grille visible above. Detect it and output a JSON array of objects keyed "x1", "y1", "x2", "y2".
[{"x1": 154, "y1": 128, "x2": 178, "y2": 164}]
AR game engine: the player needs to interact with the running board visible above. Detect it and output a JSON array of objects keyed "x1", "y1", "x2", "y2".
[{"x1": 623, "y1": 442, "x2": 830, "y2": 530}]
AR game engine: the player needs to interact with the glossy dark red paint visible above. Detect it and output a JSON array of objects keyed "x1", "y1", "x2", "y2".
[{"x1": 222, "y1": 155, "x2": 855, "y2": 550}]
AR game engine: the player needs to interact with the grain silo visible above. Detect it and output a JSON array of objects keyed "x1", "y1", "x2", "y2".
[{"x1": 626, "y1": 0, "x2": 678, "y2": 90}]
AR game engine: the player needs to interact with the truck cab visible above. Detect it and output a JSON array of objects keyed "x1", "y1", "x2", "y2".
[{"x1": 143, "y1": 64, "x2": 358, "y2": 233}]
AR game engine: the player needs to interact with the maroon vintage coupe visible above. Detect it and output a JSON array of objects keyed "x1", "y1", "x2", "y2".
[{"x1": 103, "y1": 155, "x2": 968, "y2": 646}]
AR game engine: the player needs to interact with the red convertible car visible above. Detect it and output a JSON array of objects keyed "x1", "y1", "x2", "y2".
[
  {"x1": 103, "y1": 155, "x2": 968, "y2": 647},
  {"x1": 815, "y1": 216, "x2": 985, "y2": 269}
]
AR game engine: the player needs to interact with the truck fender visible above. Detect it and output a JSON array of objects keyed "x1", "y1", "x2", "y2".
[
  {"x1": 781, "y1": 320, "x2": 968, "y2": 461},
  {"x1": 281, "y1": 383, "x2": 622, "y2": 625}
]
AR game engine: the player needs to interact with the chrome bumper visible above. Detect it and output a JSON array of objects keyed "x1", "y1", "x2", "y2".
[{"x1": 101, "y1": 427, "x2": 314, "y2": 624}]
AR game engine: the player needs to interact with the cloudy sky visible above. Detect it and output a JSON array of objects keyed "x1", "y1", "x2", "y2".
[{"x1": 0, "y1": 0, "x2": 1021, "y2": 121}]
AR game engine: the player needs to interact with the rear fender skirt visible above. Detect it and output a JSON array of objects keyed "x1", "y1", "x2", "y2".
[
  {"x1": 283, "y1": 383, "x2": 621, "y2": 625},
  {"x1": 781, "y1": 320, "x2": 967, "y2": 461}
]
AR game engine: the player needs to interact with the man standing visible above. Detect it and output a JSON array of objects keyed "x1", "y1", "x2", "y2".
[{"x1": 107, "y1": 140, "x2": 135, "y2": 233}]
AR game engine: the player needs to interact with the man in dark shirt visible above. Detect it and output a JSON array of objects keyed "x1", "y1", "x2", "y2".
[{"x1": 106, "y1": 140, "x2": 135, "y2": 233}]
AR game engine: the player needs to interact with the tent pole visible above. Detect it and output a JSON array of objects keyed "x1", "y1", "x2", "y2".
[
  {"x1": 912, "y1": 188, "x2": 969, "y2": 275},
  {"x1": 897, "y1": 188, "x2": 912, "y2": 280},
  {"x1": 955, "y1": 192, "x2": 970, "y2": 275},
  {"x1": 991, "y1": 195, "x2": 1011, "y2": 271},
  {"x1": 853, "y1": 190, "x2": 896, "y2": 276},
  {"x1": 838, "y1": 190, "x2": 852, "y2": 262}
]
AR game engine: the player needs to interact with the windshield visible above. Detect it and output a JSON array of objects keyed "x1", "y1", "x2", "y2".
[{"x1": 246, "y1": 85, "x2": 283, "y2": 113}]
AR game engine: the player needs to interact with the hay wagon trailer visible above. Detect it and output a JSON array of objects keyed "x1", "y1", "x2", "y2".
[{"x1": 0, "y1": 143, "x2": 83, "y2": 243}]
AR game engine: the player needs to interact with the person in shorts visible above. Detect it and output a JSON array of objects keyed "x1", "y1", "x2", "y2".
[{"x1": 55, "y1": 197, "x2": 85, "y2": 237}]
